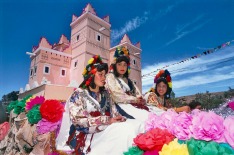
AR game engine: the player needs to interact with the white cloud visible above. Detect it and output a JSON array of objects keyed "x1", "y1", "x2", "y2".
[
  {"x1": 111, "y1": 11, "x2": 149, "y2": 43},
  {"x1": 142, "y1": 45, "x2": 234, "y2": 95},
  {"x1": 173, "y1": 71, "x2": 234, "y2": 89},
  {"x1": 165, "y1": 15, "x2": 212, "y2": 46}
]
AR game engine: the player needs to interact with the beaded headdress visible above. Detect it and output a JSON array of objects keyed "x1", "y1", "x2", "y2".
[
  {"x1": 110, "y1": 46, "x2": 131, "y2": 74},
  {"x1": 149, "y1": 69, "x2": 172, "y2": 93},
  {"x1": 154, "y1": 69, "x2": 172, "y2": 89},
  {"x1": 80, "y1": 55, "x2": 105, "y2": 88}
]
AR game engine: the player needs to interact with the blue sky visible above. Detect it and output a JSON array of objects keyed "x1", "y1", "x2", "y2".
[{"x1": 0, "y1": 0, "x2": 234, "y2": 98}]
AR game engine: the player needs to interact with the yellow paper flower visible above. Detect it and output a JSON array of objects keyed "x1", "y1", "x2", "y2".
[
  {"x1": 168, "y1": 82, "x2": 172, "y2": 88},
  {"x1": 159, "y1": 139, "x2": 189, "y2": 155},
  {"x1": 26, "y1": 96, "x2": 35, "y2": 103},
  {"x1": 82, "y1": 68, "x2": 87, "y2": 75},
  {"x1": 88, "y1": 58, "x2": 94, "y2": 65}
]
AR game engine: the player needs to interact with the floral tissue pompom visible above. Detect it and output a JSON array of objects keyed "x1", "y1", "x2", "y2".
[{"x1": 40, "y1": 100, "x2": 64, "y2": 123}]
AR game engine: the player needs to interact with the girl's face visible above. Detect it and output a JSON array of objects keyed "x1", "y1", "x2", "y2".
[
  {"x1": 156, "y1": 81, "x2": 167, "y2": 97},
  {"x1": 94, "y1": 70, "x2": 106, "y2": 87},
  {"x1": 116, "y1": 61, "x2": 127, "y2": 75}
]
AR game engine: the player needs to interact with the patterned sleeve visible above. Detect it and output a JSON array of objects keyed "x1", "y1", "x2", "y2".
[{"x1": 68, "y1": 90, "x2": 110, "y2": 133}]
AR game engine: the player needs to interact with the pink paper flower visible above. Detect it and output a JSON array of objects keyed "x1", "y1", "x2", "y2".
[
  {"x1": 223, "y1": 116, "x2": 234, "y2": 148},
  {"x1": 25, "y1": 96, "x2": 45, "y2": 111},
  {"x1": 191, "y1": 111, "x2": 225, "y2": 142},
  {"x1": 170, "y1": 112, "x2": 193, "y2": 140},
  {"x1": 228, "y1": 100, "x2": 234, "y2": 110},
  {"x1": 37, "y1": 118, "x2": 61, "y2": 134},
  {"x1": 154, "y1": 109, "x2": 178, "y2": 133},
  {"x1": 145, "y1": 113, "x2": 160, "y2": 131}
]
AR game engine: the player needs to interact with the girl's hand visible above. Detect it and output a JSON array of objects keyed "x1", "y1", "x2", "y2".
[
  {"x1": 137, "y1": 97, "x2": 146, "y2": 105},
  {"x1": 109, "y1": 115, "x2": 126, "y2": 124}
]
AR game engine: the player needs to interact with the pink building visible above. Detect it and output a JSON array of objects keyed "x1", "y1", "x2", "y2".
[{"x1": 19, "y1": 4, "x2": 142, "y2": 100}]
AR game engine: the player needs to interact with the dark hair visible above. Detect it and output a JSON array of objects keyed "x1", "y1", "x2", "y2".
[
  {"x1": 79, "y1": 63, "x2": 108, "y2": 92},
  {"x1": 111, "y1": 56, "x2": 130, "y2": 78},
  {"x1": 155, "y1": 77, "x2": 172, "y2": 99},
  {"x1": 188, "y1": 100, "x2": 202, "y2": 110}
]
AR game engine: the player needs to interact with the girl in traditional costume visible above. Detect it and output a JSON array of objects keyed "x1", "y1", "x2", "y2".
[
  {"x1": 56, "y1": 55, "x2": 145, "y2": 155},
  {"x1": 144, "y1": 69, "x2": 191, "y2": 113},
  {"x1": 105, "y1": 47, "x2": 150, "y2": 122}
]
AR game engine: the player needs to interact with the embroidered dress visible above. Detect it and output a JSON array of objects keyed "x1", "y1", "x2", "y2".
[
  {"x1": 105, "y1": 73, "x2": 149, "y2": 122},
  {"x1": 56, "y1": 88, "x2": 145, "y2": 155},
  {"x1": 144, "y1": 92, "x2": 175, "y2": 116}
]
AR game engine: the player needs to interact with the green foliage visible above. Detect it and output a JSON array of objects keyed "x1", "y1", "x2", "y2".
[
  {"x1": 224, "y1": 87, "x2": 234, "y2": 98},
  {"x1": 1, "y1": 91, "x2": 19, "y2": 105},
  {"x1": 194, "y1": 91, "x2": 224, "y2": 110},
  {"x1": 171, "y1": 90, "x2": 175, "y2": 99},
  {"x1": 169, "y1": 98, "x2": 184, "y2": 107}
]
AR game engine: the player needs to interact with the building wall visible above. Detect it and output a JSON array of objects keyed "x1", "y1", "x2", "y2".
[
  {"x1": 29, "y1": 50, "x2": 71, "y2": 88},
  {"x1": 70, "y1": 12, "x2": 111, "y2": 86}
]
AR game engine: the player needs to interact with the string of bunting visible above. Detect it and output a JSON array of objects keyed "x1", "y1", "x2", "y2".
[{"x1": 142, "y1": 40, "x2": 234, "y2": 78}]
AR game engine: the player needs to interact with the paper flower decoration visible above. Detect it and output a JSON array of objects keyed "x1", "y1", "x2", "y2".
[
  {"x1": 123, "y1": 146, "x2": 144, "y2": 155},
  {"x1": 223, "y1": 116, "x2": 234, "y2": 148},
  {"x1": 170, "y1": 112, "x2": 193, "y2": 140},
  {"x1": 159, "y1": 139, "x2": 189, "y2": 155},
  {"x1": 26, "y1": 104, "x2": 42, "y2": 124},
  {"x1": 228, "y1": 100, "x2": 234, "y2": 110},
  {"x1": 37, "y1": 118, "x2": 61, "y2": 134},
  {"x1": 187, "y1": 138, "x2": 234, "y2": 155},
  {"x1": 191, "y1": 111, "x2": 225, "y2": 142},
  {"x1": 134, "y1": 128, "x2": 174, "y2": 151},
  {"x1": 25, "y1": 96, "x2": 45, "y2": 111},
  {"x1": 40, "y1": 100, "x2": 64, "y2": 122}
]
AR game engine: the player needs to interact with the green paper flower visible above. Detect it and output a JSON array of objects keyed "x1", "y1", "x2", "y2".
[
  {"x1": 187, "y1": 138, "x2": 234, "y2": 155},
  {"x1": 27, "y1": 104, "x2": 41, "y2": 124},
  {"x1": 13, "y1": 95, "x2": 32, "y2": 114},
  {"x1": 124, "y1": 146, "x2": 144, "y2": 155},
  {"x1": 14, "y1": 101, "x2": 26, "y2": 114},
  {"x1": 7, "y1": 100, "x2": 18, "y2": 112}
]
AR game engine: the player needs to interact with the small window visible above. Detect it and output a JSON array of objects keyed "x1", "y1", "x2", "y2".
[
  {"x1": 96, "y1": 34, "x2": 101, "y2": 42},
  {"x1": 61, "y1": 69, "x2": 66, "y2": 77},
  {"x1": 45, "y1": 67, "x2": 49, "y2": 73},
  {"x1": 76, "y1": 35, "x2": 79, "y2": 41},
  {"x1": 134, "y1": 81, "x2": 137, "y2": 84},
  {"x1": 74, "y1": 61, "x2": 78, "y2": 68},
  {"x1": 30, "y1": 69, "x2": 33, "y2": 76},
  {"x1": 34, "y1": 66, "x2": 37, "y2": 76},
  {"x1": 133, "y1": 59, "x2": 136, "y2": 65},
  {"x1": 44, "y1": 65, "x2": 50, "y2": 74}
]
